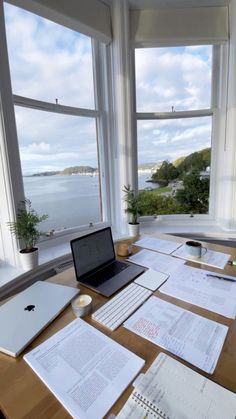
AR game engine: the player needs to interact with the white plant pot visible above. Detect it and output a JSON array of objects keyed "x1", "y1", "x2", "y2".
[
  {"x1": 128, "y1": 223, "x2": 140, "y2": 237},
  {"x1": 19, "y1": 248, "x2": 39, "y2": 270}
]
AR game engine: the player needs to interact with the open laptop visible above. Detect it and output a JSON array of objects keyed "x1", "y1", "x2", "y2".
[
  {"x1": 0, "y1": 281, "x2": 79, "y2": 357},
  {"x1": 70, "y1": 227, "x2": 144, "y2": 297}
]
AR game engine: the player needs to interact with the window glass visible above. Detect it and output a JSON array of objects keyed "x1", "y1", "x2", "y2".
[
  {"x1": 4, "y1": 3, "x2": 95, "y2": 109},
  {"x1": 135, "y1": 46, "x2": 212, "y2": 112},
  {"x1": 15, "y1": 107, "x2": 102, "y2": 231},
  {"x1": 137, "y1": 117, "x2": 212, "y2": 215}
]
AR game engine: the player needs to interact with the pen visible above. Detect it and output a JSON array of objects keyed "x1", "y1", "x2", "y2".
[{"x1": 206, "y1": 274, "x2": 236, "y2": 282}]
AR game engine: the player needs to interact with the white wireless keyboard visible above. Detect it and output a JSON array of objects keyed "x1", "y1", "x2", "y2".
[{"x1": 92, "y1": 282, "x2": 152, "y2": 331}]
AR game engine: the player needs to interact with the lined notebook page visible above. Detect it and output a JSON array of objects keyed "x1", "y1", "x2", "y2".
[{"x1": 117, "y1": 353, "x2": 236, "y2": 419}]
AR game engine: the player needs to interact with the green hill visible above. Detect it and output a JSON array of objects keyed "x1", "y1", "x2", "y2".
[
  {"x1": 61, "y1": 166, "x2": 96, "y2": 175},
  {"x1": 177, "y1": 148, "x2": 211, "y2": 174},
  {"x1": 32, "y1": 165, "x2": 97, "y2": 176},
  {"x1": 151, "y1": 148, "x2": 211, "y2": 183}
]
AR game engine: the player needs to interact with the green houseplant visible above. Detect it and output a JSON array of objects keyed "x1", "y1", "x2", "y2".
[
  {"x1": 122, "y1": 184, "x2": 140, "y2": 236},
  {"x1": 8, "y1": 199, "x2": 48, "y2": 270}
]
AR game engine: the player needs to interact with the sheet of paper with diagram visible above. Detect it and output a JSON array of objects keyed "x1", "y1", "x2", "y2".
[
  {"x1": 124, "y1": 296, "x2": 228, "y2": 374},
  {"x1": 160, "y1": 264, "x2": 236, "y2": 318}
]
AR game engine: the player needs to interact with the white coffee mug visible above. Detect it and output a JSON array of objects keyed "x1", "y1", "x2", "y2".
[{"x1": 185, "y1": 241, "x2": 207, "y2": 259}]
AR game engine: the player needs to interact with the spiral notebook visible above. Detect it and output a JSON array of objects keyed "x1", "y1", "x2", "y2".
[{"x1": 116, "y1": 353, "x2": 236, "y2": 419}]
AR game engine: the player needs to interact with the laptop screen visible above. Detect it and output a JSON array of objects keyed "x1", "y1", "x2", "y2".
[{"x1": 71, "y1": 227, "x2": 115, "y2": 279}]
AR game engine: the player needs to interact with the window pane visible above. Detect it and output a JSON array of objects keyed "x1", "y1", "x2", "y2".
[
  {"x1": 15, "y1": 107, "x2": 102, "y2": 231},
  {"x1": 137, "y1": 117, "x2": 211, "y2": 215},
  {"x1": 135, "y1": 46, "x2": 212, "y2": 112},
  {"x1": 4, "y1": 3, "x2": 95, "y2": 109}
]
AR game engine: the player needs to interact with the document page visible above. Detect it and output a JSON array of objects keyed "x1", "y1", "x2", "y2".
[
  {"x1": 124, "y1": 296, "x2": 228, "y2": 373},
  {"x1": 117, "y1": 353, "x2": 236, "y2": 419},
  {"x1": 24, "y1": 318, "x2": 144, "y2": 419},
  {"x1": 172, "y1": 244, "x2": 230, "y2": 269},
  {"x1": 134, "y1": 236, "x2": 182, "y2": 254},
  {"x1": 129, "y1": 249, "x2": 185, "y2": 275},
  {"x1": 160, "y1": 264, "x2": 236, "y2": 318}
]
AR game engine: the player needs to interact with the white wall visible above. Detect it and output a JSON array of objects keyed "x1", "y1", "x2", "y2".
[{"x1": 216, "y1": 0, "x2": 236, "y2": 230}]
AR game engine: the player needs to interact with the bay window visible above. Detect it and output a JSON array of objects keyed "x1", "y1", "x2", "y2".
[
  {"x1": 0, "y1": 0, "x2": 112, "y2": 275},
  {"x1": 134, "y1": 45, "x2": 215, "y2": 217},
  {"x1": 3, "y1": 2, "x2": 107, "y2": 235}
]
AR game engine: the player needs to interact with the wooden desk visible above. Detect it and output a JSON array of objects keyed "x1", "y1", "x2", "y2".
[{"x1": 1, "y1": 234, "x2": 236, "y2": 418}]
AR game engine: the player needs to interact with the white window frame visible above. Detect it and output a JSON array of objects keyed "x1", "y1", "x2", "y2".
[
  {"x1": 131, "y1": 44, "x2": 221, "y2": 223},
  {"x1": 0, "y1": 0, "x2": 112, "y2": 268}
]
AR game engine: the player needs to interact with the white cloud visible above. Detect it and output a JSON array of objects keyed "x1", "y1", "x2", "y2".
[
  {"x1": 20, "y1": 151, "x2": 76, "y2": 162},
  {"x1": 137, "y1": 117, "x2": 212, "y2": 164},
  {"x1": 15, "y1": 106, "x2": 98, "y2": 173},
  {"x1": 4, "y1": 3, "x2": 94, "y2": 108},
  {"x1": 135, "y1": 46, "x2": 212, "y2": 112},
  {"x1": 22, "y1": 141, "x2": 51, "y2": 154},
  {"x1": 171, "y1": 124, "x2": 211, "y2": 143},
  {"x1": 4, "y1": 4, "x2": 213, "y2": 173}
]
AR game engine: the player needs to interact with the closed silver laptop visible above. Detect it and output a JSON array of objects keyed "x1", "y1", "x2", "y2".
[{"x1": 0, "y1": 281, "x2": 79, "y2": 357}]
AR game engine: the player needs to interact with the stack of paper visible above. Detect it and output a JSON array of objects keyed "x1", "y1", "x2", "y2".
[{"x1": 124, "y1": 296, "x2": 228, "y2": 374}]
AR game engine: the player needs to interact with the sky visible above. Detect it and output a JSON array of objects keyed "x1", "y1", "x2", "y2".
[{"x1": 4, "y1": 3, "x2": 212, "y2": 175}]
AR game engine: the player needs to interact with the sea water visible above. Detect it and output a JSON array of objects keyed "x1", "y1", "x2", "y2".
[{"x1": 23, "y1": 173, "x2": 156, "y2": 232}]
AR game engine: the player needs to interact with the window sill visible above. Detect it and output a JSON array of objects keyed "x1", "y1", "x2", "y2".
[
  {"x1": 1, "y1": 219, "x2": 236, "y2": 299},
  {"x1": 0, "y1": 227, "x2": 130, "y2": 299},
  {"x1": 140, "y1": 216, "x2": 236, "y2": 239}
]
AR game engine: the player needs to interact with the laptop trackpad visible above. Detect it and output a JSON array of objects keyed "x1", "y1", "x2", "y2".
[{"x1": 97, "y1": 265, "x2": 145, "y2": 297}]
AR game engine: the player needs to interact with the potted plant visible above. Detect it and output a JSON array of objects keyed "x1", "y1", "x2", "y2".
[
  {"x1": 122, "y1": 184, "x2": 140, "y2": 236},
  {"x1": 8, "y1": 199, "x2": 48, "y2": 270}
]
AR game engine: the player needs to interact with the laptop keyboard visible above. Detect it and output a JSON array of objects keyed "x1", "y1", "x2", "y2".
[
  {"x1": 84, "y1": 261, "x2": 129, "y2": 287},
  {"x1": 92, "y1": 282, "x2": 152, "y2": 331}
]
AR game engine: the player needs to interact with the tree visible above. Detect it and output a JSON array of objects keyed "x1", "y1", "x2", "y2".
[
  {"x1": 177, "y1": 148, "x2": 211, "y2": 176},
  {"x1": 151, "y1": 161, "x2": 179, "y2": 183},
  {"x1": 138, "y1": 191, "x2": 183, "y2": 215},
  {"x1": 175, "y1": 171, "x2": 209, "y2": 214}
]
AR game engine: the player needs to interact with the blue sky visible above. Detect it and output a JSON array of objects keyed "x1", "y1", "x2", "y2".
[{"x1": 4, "y1": 3, "x2": 212, "y2": 174}]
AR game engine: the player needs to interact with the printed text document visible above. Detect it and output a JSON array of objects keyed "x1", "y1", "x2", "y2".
[{"x1": 24, "y1": 318, "x2": 144, "y2": 419}]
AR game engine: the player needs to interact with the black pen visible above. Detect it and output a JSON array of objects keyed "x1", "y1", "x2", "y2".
[{"x1": 206, "y1": 273, "x2": 236, "y2": 282}]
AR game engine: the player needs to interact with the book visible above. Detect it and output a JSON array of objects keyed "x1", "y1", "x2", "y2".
[
  {"x1": 116, "y1": 352, "x2": 236, "y2": 419},
  {"x1": 24, "y1": 318, "x2": 144, "y2": 419}
]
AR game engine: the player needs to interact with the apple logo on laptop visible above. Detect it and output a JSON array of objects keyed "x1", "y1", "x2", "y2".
[{"x1": 24, "y1": 305, "x2": 35, "y2": 312}]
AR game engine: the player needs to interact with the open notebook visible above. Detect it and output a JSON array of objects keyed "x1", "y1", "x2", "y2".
[{"x1": 117, "y1": 352, "x2": 236, "y2": 419}]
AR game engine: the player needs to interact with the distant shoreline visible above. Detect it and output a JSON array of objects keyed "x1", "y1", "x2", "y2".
[{"x1": 24, "y1": 169, "x2": 156, "y2": 178}]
